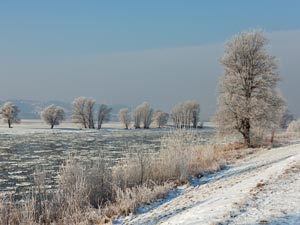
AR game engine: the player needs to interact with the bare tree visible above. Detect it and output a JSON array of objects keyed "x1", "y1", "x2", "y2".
[
  {"x1": 215, "y1": 30, "x2": 286, "y2": 147},
  {"x1": 72, "y1": 97, "x2": 95, "y2": 129},
  {"x1": 154, "y1": 110, "x2": 169, "y2": 128},
  {"x1": 118, "y1": 108, "x2": 131, "y2": 129},
  {"x1": 97, "y1": 104, "x2": 112, "y2": 129},
  {"x1": 41, "y1": 104, "x2": 65, "y2": 129},
  {"x1": 0, "y1": 102, "x2": 21, "y2": 128}
]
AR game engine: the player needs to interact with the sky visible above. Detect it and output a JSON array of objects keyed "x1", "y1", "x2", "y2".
[{"x1": 0, "y1": 1, "x2": 300, "y2": 119}]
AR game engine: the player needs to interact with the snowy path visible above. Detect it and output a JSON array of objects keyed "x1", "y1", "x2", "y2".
[{"x1": 119, "y1": 143, "x2": 300, "y2": 225}]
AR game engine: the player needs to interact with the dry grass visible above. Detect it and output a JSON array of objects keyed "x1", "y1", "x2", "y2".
[{"x1": 0, "y1": 130, "x2": 238, "y2": 225}]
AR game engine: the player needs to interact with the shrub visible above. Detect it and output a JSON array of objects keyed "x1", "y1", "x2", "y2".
[{"x1": 287, "y1": 120, "x2": 300, "y2": 133}]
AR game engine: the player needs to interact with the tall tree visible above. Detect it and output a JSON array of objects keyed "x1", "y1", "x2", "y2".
[
  {"x1": 215, "y1": 30, "x2": 285, "y2": 147},
  {"x1": 0, "y1": 102, "x2": 20, "y2": 128}
]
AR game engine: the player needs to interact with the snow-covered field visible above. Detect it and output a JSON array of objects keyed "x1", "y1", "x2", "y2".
[
  {"x1": 0, "y1": 120, "x2": 215, "y2": 195},
  {"x1": 117, "y1": 143, "x2": 300, "y2": 225}
]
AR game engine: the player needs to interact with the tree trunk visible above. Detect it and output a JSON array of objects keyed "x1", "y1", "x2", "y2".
[
  {"x1": 98, "y1": 123, "x2": 102, "y2": 129},
  {"x1": 270, "y1": 129, "x2": 276, "y2": 147},
  {"x1": 242, "y1": 125, "x2": 251, "y2": 147},
  {"x1": 8, "y1": 120, "x2": 11, "y2": 128},
  {"x1": 51, "y1": 124, "x2": 54, "y2": 129},
  {"x1": 243, "y1": 132, "x2": 251, "y2": 147},
  {"x1": 192, "y1": 117, "x2": 197, "y2": 128}
]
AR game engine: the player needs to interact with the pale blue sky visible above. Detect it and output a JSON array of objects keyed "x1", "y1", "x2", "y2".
[{"x1": 0, "y1": 1, "x2": 300, "y2": 119}]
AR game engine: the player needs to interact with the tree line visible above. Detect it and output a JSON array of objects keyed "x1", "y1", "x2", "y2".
[{"x1": 0, "y1": 99, "x2": 201, "y2": 129}]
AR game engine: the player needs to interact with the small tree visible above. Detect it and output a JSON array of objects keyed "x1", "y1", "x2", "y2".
[
  {"x1": 118, "y1": 108, "x2": 131, "y2": 129},
  {"x1": 0, "y1": 102, "x2": 20, "y2": 128},
  {"x1": 132, "y1": 105, "x2": 142, "y2": 129},
  {"x1": 41, "y1": 105, "x2": 65, "y2": 129},
  {"x1": 215, "y1": 30, "x2": 285, "y2": 147},
  {"x1": 140, "y1": 102, "x2": 154, "y2": 129},
  {"x1": 72, "y1": 97, "x2": 96, "y2": 129},
  {"x1": 97, "y1": 104, "x2": 112, "y2": 129},
  {"x1": 72, "y1": 97, "x2": 88, "y2": 128},
  {"x1": 154, "y1": 110, "x2": 169, "y2": 128},
  {"x1": 170, "y1": 103, "x2": 183, "y2": 128}
]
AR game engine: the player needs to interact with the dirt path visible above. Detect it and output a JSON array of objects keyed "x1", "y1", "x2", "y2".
[{"x1": 119, "y1": 143, "x2": 300, "y2": 225}]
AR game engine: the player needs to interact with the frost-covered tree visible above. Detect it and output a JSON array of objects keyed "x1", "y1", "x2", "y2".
[
  {"x1": 133, "y1": 102, "x2": 154, "y2": 129},
  {"x1": 85, "y1": 98, "x2": 96, "y2": 129},
  {"x1": 140, "y1": 102, "x2": 154, "y2": 129},
  {"x1": 170, "y1": 100, "x2": 200, "y2": 128},
  {"x1": 170, "y1": 103, "x2": 183, "y2": 128},
  {"x1": 185, "y1": 100, "x2": 200, "y2": 128},
  {"x1": 215, "y1": 30, "x2": 286, "y2": 147},
  {"x1": 0, "y1": 102, "x2": 20, "y2": 128},
  {"x1": 41, "y1": 104, "x2": 65, "y2": 129},
  {"x1": 72, "y1": 97, "x2": 88, "y2": 128},
  {"x1": 97, "y1": 104, "x2": 112, "y2": 129},
  {"x1": 154, "y1": 110, "x2": 169, "y2": 128},
  {"x1": 118, "y1": 108, "x2": 131, "y2": 129},
  {"x1": 72, "y1": 97, "x2": 95, "y2": 129},
  {"x1": 132, "y1": 104, "x2": 143, "y2": 129}
]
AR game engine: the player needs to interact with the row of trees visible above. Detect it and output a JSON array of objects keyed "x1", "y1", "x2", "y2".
[
  {"x1": 118, "y1": 102, "x2": 170, "y2": 129},
  {"x1": 118, "y1": 101, "x2": 201, "y2": 129},
  {"x1": 41, "y1": 98, "x2": 196, "y2": 129},
  {"x1": 0, "y1": 99, "x2": 201, "y2": 129}
]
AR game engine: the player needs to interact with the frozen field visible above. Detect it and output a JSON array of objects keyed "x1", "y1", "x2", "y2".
[{"x1": 0, "y1": 120, "x2": 216, "y2": 195}]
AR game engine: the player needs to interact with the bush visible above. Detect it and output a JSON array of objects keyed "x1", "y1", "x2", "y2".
[{"x1": 287, "y1": 120, "x2": 300, "y2": 133}]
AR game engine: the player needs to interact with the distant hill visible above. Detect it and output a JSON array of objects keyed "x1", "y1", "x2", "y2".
[{"x1": 0, "y1": 99, "x2": 128, "y2": 121}]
